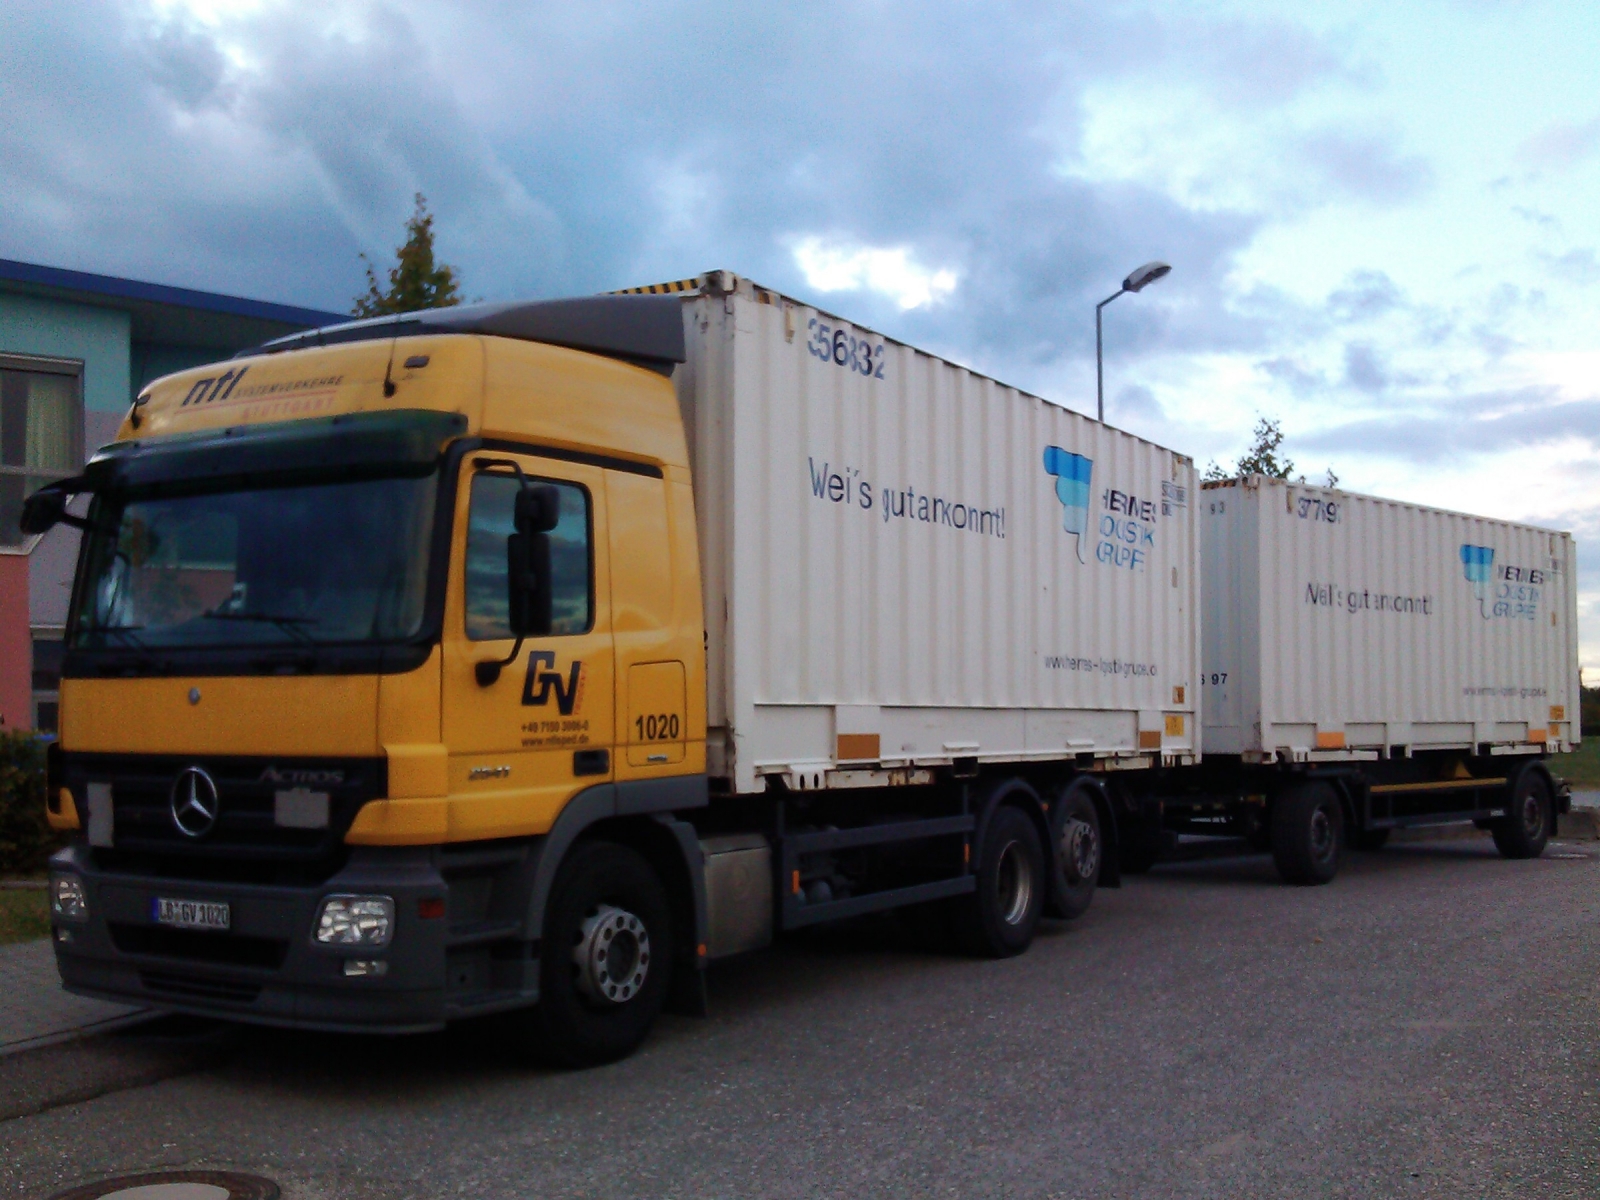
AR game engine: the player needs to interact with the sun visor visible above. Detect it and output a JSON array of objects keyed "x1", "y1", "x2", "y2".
[
  {"x1": 83, "y1": 409, "x2": 468, "y2": 492},
  {"x1": 247, "y1": 294, "x2": 687, "y2": 374}
]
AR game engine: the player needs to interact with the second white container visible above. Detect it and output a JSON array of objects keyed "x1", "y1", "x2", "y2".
[{"x1": 1200, "y1": 476, "x2": 1579, "y2": 761}]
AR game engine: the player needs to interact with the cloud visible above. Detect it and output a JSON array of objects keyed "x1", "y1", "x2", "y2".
[
  {"x1": 1258, "y1": 355, "x2": 1325, "y2": 396},
  {"x1": 1342, "y1": 342, "x2": 1388, "y2": 393},
  {"x1": 1327, "y1": 269, "x2": 1402, "y2": 322},
  {"x1": 1536, "y1": 247, "x2": 1600, "y2": 286},
  {"x1": 1300, "y1": 387, "x2": 1600, "y2": 463},
  {"x1": 1516, "y1": 116, "x2": 1600, "y2": 169},
  {"x1": 1299, "y1": 131, "x2": 1433, "y2": 202},
  {"x1": 789, "y1": 237, "x2": 958, "y2": 311}
]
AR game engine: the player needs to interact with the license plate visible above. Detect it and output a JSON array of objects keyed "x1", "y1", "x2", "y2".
[{"x1": 152, "y1": 897, "x2": 231, "y2": 932}]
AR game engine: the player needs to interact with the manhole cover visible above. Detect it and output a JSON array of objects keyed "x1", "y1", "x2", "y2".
[{"x1": 47, "y1": 1171, "x2": 279, "y2": 1200}]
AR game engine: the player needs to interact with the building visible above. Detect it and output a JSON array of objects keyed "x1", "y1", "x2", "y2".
[{"x1": 0, "y1": 258, "x2": 342, "y2": 732}]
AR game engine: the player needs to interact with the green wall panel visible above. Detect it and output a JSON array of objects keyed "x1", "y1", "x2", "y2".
[{"x1": 0, "y1": 294, "x2": 130, "y2": 413}]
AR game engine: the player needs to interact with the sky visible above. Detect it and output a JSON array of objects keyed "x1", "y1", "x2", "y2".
[{"x1": 4, "y1": 0, "x2": 1599, "y2": 667}]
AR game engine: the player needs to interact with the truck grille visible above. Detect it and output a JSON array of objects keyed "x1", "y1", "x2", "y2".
[
  {"x1": 65, "y1": 753, "x2": 385, "y2": 880},
  {"x1": 139, "y1": 970, "x2": 264, "y2": 1005},
  {"x1": 110, "y1": 923, "x2": 289, "y2": 969}
]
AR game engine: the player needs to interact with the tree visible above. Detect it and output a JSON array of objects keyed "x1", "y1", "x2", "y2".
[
  {"x1": 1203, "y1": 416, "x2": 1338, "y2": 487},
  {"x1": 352, "y1": 193, "x2": 462, "y2": 316}
]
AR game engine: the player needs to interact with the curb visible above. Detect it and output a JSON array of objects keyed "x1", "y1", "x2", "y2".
[
  {"x1": 0, "y1": 1015, "x2": 231, "y2": 1124},
  {"x1": 0, "y1": 1009, "x2": 158, "y2": 1059}
]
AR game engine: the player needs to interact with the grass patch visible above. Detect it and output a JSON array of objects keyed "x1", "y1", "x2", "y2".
[
  {"x1": 1550, "y1": 739, "x2": 1600, "y2": 789},
  {"x1": 0, "y1": 888, "x2": 50, "y2": 945}
]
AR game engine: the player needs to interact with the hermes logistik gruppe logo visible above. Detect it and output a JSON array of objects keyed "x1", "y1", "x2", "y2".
[
  {"x1": 1460, "y1": 544, "x2": 1542, "y2": 621},
  {"x1": 1043, "y1": 447, "x2": 1182, "y2": 570}
]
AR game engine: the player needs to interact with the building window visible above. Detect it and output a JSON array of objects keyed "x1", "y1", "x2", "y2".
[
  {"x1": 0, "y1": 355, "x2": 84, "y2": 546},
  {"x1": 31, "y1": 635, "x2": 63, "y2": 735}
]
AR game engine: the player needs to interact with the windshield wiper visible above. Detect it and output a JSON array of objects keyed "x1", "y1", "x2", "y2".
[
  {"x1": 92, "y1": 623, "x2": 150, "y2": 649},
  {"x1": 201, "y1": 610, "x2": 320, "y2": 647},
  {"x1": 83, "y1": 623, "x2": 167, "y2": 674}
]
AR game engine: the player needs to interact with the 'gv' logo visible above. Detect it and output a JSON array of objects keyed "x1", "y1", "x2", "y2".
[
  {"x1": 522, "y1": 652, "x2": 584, "y2": 715},
  {"x1": 1043, "y1": 446, "x2": 1093, "y2": 563}
]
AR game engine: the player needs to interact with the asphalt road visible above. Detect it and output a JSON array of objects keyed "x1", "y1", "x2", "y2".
[{"x1": 4, "y1": 835, "x2": 1598, "y2": 1199}]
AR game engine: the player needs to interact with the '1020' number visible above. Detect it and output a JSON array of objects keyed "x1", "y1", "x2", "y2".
[
  {"x1": 808, "y1": 318, "x2": 886, "y2": 379},
  {"x1": 635, "y1": 713, "x2": 680, "y2": 741}
]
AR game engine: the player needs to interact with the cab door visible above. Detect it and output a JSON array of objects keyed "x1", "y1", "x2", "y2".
[{"x1": 441, "y1": 451, "x2": 614, "y2": 840}]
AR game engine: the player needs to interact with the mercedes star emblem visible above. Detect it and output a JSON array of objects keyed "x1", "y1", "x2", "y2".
[{"x1": 170, "y1": 766, "x2": 221, "y2": 838}]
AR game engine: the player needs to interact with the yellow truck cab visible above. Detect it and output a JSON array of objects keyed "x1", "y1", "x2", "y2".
[{"x1": 33, "y1": 297, "x2": 713, "y2": 1063}]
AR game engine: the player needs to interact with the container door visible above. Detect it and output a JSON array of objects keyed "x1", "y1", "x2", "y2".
[{"x1": 442, "y1": 453, "x2": 614, "y2": 838}]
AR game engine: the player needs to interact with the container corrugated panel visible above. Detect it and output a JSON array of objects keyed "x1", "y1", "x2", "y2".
[
  {"x1": 1201, "y1": 476, "x2": 1580, "y2": 759},
  {"x1": 665, "y1": 272, "x2": 1200, "y2": 794}
]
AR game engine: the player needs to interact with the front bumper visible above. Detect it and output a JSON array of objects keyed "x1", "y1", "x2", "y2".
[{"x1": 50, "y1": 844, "x2": 455, "y2": 1033}]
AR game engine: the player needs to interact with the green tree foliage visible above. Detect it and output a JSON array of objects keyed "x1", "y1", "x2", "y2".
[
  {"x1": 1203, "y1": 417, "x2": 1339, "y2": 488},
  {"x1": 352, "y1": 193, "x2": 463, "y2": 317},
  {"x1": 0, "y1": 731, "x2": 54, "y2": 874}
]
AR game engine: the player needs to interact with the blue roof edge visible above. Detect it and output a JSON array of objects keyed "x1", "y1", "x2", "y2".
[{"x1": 0, "y1": 257, "x2": 345, "y2": 329}]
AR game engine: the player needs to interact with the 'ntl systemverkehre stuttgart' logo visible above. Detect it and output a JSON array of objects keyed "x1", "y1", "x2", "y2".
[{"x1": 1042, "y1": 446, "x2": 1093, "y2": 562}]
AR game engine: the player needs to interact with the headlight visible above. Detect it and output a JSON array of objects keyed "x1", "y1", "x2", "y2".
[
  {"x1": 314, "y1": 895, "x2": 394, "y2": 946},
  {"x1": 52, "y1": 875, "x2": 89, "y2": 921}
]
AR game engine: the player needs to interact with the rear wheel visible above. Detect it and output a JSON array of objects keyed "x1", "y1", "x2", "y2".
[
  {"x1": 1492, "y1": 770, "x2": 1552, "y2": 860},
  {"x1": 522, "y1": 841, "x2": 673, "y2": 1068},
  {"x1": 1271, "y1": 783, "x2": 1344, "y2": 885},
  {"x1": 1048, "y1": 786, "x2": 1102, "y2": 919},
  {"x1": 951, "y1": 805, "x2": 1045, "y2": 957}
]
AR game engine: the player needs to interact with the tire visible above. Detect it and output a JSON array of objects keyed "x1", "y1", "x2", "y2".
[
  {"x1": 1048, "y1": 785, "x2": 1102, "y2": 920},
  {"x1": 1270, "y1": 783, "x2": 1344, "y2": 886},
  {"x1": 523, "y1": 841, "x2": 674, "y2": 1068},
  {"x1": 1492, "y1": 770, "x2": 1552, "y2": 860},
  {"x1": 1354, "y1": 827, "x2": 1391, "y2": 852},
  {"x1": 950, "y1": 805, "x2": 1046, "y2": 957}
]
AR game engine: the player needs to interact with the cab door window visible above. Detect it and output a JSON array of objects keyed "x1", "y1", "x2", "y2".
[{"x1": 464, "y1": 474, "x2": 592, "y2": 639}]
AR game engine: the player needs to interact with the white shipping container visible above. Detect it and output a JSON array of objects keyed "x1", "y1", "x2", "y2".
[
  {"x1": 646, "y1": 273, "x2": 1201, "y2": 794},
  {"x1": 1201, "y1": 476, "x2": 1579, "y2": 760}
]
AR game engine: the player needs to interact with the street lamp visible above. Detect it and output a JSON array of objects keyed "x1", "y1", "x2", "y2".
[{"x1": 1096, "y1": 260, "x2": 1170, "y2": 423}]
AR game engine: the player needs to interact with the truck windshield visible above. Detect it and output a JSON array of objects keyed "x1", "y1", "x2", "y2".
[{"x1": 72, "y1": 474, "x2": 436, "y2": 650}]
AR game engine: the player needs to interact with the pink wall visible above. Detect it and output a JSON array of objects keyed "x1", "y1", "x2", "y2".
[{"x1": 0, "y1": 554, "x2": 31, "y2": 731}]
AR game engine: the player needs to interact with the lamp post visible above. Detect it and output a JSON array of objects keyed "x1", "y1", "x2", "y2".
[{"x1": 1096, "y1": 260, "x2": 1170, "y2": 423}]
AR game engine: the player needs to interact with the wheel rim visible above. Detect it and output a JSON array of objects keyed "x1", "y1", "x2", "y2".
[
  {"x1": 1308, "y1": 805, "x2": 1335, "y2": 862},
  {"x1": 995, "y1": 840, "x2": 1034, "y2": 926},
  {"x1": 573, "y1": 904, "x2": 651, "y2": 1005},
  {"x1": 1061, "y1": 817, "x2": 1100, "y2": 884},
  {"x1": 1521, "y1": 791, "x2": 1545, "y2": 838}
]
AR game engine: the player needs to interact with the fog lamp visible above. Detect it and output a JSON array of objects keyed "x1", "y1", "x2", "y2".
[
  {"x1": 52, "y1": 874, "x2": 89, "y2": 921},
  {"x1": 314, "y1": 894, "x2": 394, "y2": 946}
]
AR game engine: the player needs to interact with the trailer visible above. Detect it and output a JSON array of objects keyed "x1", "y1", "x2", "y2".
[{"x1": 1138, "y1": 474, "x2": 1578, "y2": 883}]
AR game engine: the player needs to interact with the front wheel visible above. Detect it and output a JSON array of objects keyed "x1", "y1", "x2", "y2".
[
  {"x1": 1271, "y1": 783, "x2": 1344, "y2": 886},
  {"x1": 522, "y1": 841, "x2": 673, "y2": 1068},
  {"x1": 1492, "y1": 770, "x2": 1552, "y2": 860}
]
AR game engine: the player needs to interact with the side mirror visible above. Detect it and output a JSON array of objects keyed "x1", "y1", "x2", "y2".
[
  {"x1": 19, "y1": 489, "x2": 66, "y2": 535},
  {"x1": 506, "y1": 529, "x2": 553, "y2": 638},
  {"x1": 472, "y1": 475, "x2": 560, "y2": 687},
  {"x1": 514, "y1": 485, "x2": 561, "y2": 535}
]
